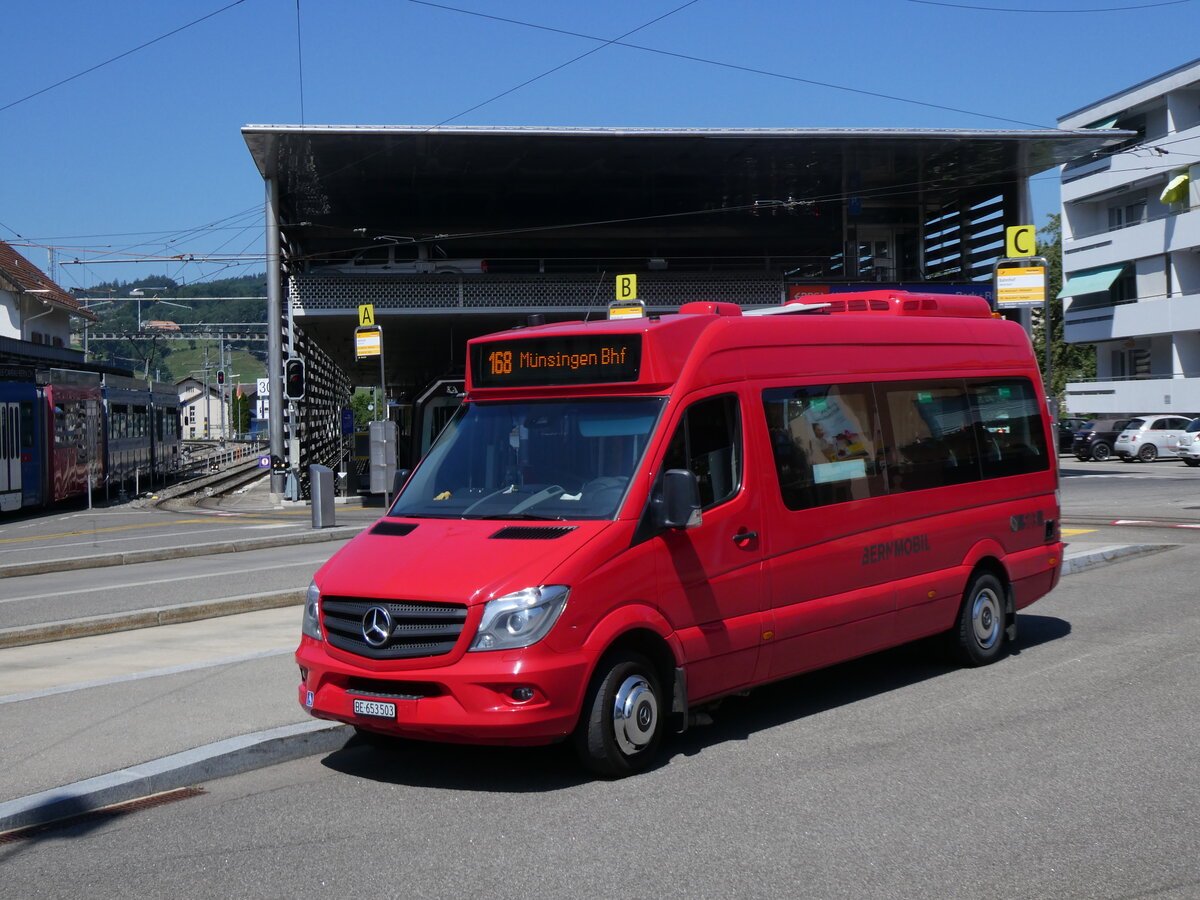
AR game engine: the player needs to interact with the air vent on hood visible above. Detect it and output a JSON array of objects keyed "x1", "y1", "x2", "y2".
[
  {"x1": 490, "y1": 525, "x2": 578, "y2": 540},
  {"x1": 371, "y1": 520, "x2": 418, "y2": 537}
]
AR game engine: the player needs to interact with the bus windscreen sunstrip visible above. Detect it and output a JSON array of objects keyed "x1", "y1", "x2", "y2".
[{"x1": 472, "y1": 335, "x2": 642, "y2": 387}]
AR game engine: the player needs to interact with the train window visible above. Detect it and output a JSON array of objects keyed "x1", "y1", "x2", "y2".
[{"x1": 20, "y1": 402, "x2": 33, "y2": 450}]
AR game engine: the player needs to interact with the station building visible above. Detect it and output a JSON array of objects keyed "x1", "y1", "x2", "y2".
[{"x1": 241, "y1": 125, "x2": 1124, "y2": 479}]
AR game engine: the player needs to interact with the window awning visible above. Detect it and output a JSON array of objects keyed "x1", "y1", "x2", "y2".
[
  {"x1": 1058, "y1": 264, "x2": 1126, "y2": 299},
  {"x1": 1161, "y1": 172, "x2": 1190, "y2": 204},
  {"x1": 1085, "y1": 114, "x2": 1121, "y2": 129}
]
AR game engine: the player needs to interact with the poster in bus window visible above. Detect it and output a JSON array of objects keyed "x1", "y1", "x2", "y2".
[{"x1": 786, "y1": 389, "x2": 872, "y2": 484}]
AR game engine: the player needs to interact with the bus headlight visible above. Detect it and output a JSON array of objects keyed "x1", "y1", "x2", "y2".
[
  {"x1": 302, "y1": 581, "x2": 323, "y2": 641},
  {"x1": 470, "y1": 585, "x2": 569, "y2": 652}
]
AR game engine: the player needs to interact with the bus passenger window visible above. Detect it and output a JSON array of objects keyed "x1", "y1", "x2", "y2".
[
  {"x1": 662, "y1": 395, "x2": 740, "y2": 509},
  {"x1": 881, "y1": 382, "x2": 981, "y2": 492},
  {"x1": 970, "y1": 379, "x2": 1049, "y2": 478},
  {"x1": 762, "y1": 384, "x2": 885, "y2": 510}
]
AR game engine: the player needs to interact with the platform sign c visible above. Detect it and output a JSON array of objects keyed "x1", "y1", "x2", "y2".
[{"x1": 1005, "y1": 225, "x2": 1036, "y2": 258}]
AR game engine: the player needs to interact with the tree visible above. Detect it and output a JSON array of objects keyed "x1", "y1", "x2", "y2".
[
  {"x1": 230, "y1": 389, "x2": 253, "y2": 437},
  {"x1": 351, "y1": 389, "x2": 375, "y2": 427},
  {"x1": 1032, "y1": 214, "x2": 1095, "y2": 411}
]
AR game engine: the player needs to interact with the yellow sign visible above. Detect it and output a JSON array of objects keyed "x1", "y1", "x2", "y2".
[
  {"x1": 358, "y1": 304, "x2": 375, "y2": 327},
  {"x1": 616, "y1": 274, "x2": 637, "y2": 301},
  {"x1": 996, "y1": 265, "x2": 1046, "y2": 306},
  {"x1": 1005, "y1": 225, "x2": 1036, "y2": 258},
  {"x1": 355, "y1": 325, "x2": 382, "y2": 359},
  {"x1": 608, "y1": 302, "x2": 645, "y2": 320}
]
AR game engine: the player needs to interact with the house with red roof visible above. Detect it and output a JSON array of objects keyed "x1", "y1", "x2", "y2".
[{"x1": 0, "y1": 238, "x2": 98, "y2": 353}]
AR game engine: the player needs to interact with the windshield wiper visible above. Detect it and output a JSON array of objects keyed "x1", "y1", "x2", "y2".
[{"x1": 459, "y1": 512, "x2": 564, "y2": 521}]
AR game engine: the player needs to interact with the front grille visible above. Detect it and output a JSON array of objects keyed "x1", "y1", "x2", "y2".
[
  {"x1": 346, "y1": 678, "x2": 441, "y2": 700},
  {"x1": 323, "y1": 596, "x2": 468, "y2": 660}
]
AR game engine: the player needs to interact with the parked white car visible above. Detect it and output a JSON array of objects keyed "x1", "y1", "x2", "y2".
[
  {"x1": 1114, "y1": 414, "x2": 1195, "y2": 462},
  {"x1": 1174, "y1": 418, "x2": 1200, "y2": 467}
]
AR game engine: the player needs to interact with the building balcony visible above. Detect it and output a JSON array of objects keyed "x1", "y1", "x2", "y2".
[
  {"x1": 1062, "y1": 207, "x2": 1200, "y2": 273},
  {"x1": 1064, "y1": 291, "x2": 1200, "y2": 344},
  {"x1": 1064, "y1": 374, "x2": 1200, "y2": 416}
]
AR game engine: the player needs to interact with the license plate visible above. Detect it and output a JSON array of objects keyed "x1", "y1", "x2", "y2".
[{"x1": 353, "y1": 698, "x2": 396, "y2": 719}]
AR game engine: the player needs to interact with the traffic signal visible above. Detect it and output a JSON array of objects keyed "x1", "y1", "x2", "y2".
[
  {"x1": 284, "y1": 358, "x2": 306, "y2": 400},
  {"x1": 216, "y1": 370, "x2": 225, "y2": 386}
]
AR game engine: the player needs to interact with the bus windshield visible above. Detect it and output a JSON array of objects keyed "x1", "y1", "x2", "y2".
[{"x1": 390, "y1": 397, "x2": 665, "y2": 520}]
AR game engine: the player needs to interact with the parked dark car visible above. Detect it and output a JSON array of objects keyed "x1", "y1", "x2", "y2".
[
  {"x1": 1072, "y1": 418, "x2": 1133, "y2": 461},
  {"x1": 1057, "y1": 417, "x2": 1090, "y2": 452}
]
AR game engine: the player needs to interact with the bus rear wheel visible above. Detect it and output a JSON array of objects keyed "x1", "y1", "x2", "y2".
[
  {"x1": 951, "y1": 572, "x2": 1007, "y2": 667},
  {"x1": 574, "y1": 652, "x2": 664, "y2": 778}
]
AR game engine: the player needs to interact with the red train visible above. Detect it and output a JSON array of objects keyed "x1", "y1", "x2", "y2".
[{"x1": 0, "y1": 366, "x2": 181, "y2": 512}]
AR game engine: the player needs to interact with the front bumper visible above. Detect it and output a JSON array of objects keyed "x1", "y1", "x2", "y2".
[{"x1": 296, "y1": 637, "x2": 595, "y2": 745}]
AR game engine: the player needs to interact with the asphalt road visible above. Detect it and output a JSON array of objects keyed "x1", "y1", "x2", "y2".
[
  {"x1": 0, "y1": 540, "x2": 352, "y2": 629},
  {"x1": 1, "y1": 456, "x2": 1198, "y2": 898},
  {"x1": 2, "y1": 542, "x2": 1197, "y2": 899}
]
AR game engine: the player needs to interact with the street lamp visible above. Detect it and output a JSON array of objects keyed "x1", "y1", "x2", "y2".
[{"x1": 128, "y1": 286, "x2": 171, "y2": 329}]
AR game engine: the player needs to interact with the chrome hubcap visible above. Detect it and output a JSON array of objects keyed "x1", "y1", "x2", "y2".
[
  {"x1": 972, "y1": 588, "x2": 1002, "y2": 649},
  {"x1": 612, "y1": 674, "x2": 658, "y2": 755}
]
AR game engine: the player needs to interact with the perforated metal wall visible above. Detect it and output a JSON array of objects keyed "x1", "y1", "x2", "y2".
[
  {"x1": 288, "y1": 273, "x2": 786, "y2": 313},
  {"x1": 284, "y1": 324, "x2": 352, "y2": 496}
]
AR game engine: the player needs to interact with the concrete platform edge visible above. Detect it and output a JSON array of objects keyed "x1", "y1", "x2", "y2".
[
  {"x1": 0, "y1": 589, "x2": 308, "y2": 649},
  {"x1": 0, "y1": 524, "x2": 368, "y2": 579},
  {"x1": 0, "y1": 721, "x2": 350, "y2": 834}
]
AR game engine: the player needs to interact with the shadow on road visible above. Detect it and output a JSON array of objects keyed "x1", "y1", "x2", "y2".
[{"x1": 319, "y1": 613, "x2": 1071, "y2": 791}]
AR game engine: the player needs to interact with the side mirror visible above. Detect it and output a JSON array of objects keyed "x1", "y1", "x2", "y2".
[
  {"x1": 659, "y1": 468, "x2": 702, "y2": 530},
  {"x1": 392, "y1": 468, "x2": 412, "y2": 495}
]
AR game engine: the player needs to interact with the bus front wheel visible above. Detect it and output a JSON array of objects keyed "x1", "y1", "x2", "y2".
[
  {"x1": 574, "y1": 653, "x2": 664, "y2": 778},
  {"x1": 951, "y1": 572, "x2": 1007, "y2": 667}
]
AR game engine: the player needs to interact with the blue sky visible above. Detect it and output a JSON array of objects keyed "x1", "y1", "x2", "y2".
[{"x1": 1, "y1": 0, "x2": 1195, "y2": 290}]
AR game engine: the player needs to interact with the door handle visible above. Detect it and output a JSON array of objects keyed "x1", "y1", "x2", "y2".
[{"x1": 732, "y1": 530, "x2": 758, "y2": 545}]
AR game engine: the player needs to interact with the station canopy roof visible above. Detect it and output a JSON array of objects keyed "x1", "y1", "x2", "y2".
[{"x1": 242, "y1": 125, "x2": 1131, "y2": 269}]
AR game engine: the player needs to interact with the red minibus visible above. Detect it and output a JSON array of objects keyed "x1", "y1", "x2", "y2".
[{"x1": 297, "y1": 291, "x2": 1063, "y2": 776}]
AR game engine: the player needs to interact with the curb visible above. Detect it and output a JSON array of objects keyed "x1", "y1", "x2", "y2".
[
  {"x1": 0, "y1": 721, "x2": 350, "y2": 835},
  {"x1": 0, "y1": 525, "x2": 368, "y2": 579},
  {"x1": 1061, "y1": 542, "x2": 1175, "y2": 575},
  {"x1": 0, "y1": 588, "x2": 308, "y2": 649}
]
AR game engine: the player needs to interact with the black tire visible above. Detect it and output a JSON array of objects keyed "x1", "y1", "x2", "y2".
[
  {"x1": 574, "y1": 652, "x2": 664, "y2": 778},
  {"x1": 1091, "y1": 443, "x2": 1111, "y2": 461},
  {"x1": 1184, "y1": 458, "x2": 1200, "y2": 468},
  {"x1": 1074, "y1": 453, "x2": 1090, "y2": 462},
  {"x1": 1137, "y1": 443, "x2": 1158, "y2": 462},
  {"x1": 950, "y1": 572, "x2": 1007, "y2": 667}
]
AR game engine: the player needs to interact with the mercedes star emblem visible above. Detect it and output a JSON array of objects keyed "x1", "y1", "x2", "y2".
[{"x1": 361, "y1": 606, "x2": 393, "y2": 648}]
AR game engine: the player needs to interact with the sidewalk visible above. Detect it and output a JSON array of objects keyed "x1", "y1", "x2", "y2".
[{"x1": 0, "y1": 529, "x2": 1177, "y2": 834}]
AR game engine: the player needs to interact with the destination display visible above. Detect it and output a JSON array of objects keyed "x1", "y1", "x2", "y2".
[{"x1": 471, "y1": 335, "x2": 642, "y2": 387}]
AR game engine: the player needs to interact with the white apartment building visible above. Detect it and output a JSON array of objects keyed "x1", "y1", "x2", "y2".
[{"x1": 1059, "y1": 57, "x2": 1200, "y2": 416}]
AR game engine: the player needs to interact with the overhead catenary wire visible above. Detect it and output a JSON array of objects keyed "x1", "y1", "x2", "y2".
[
  {"x1": 7, "y1": 2, "x2": 1180, "y2": 284},
  {"x1": 0, "y1": 0, "x2": 252, "y2": 115},
  {"x1": 904, "y1": 0, "x2": 1192, "y2": 11}
]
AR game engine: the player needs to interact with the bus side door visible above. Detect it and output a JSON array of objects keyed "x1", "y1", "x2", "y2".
[{"x1": 650, "y1": 389, "x2": 766, "y2": 702}]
